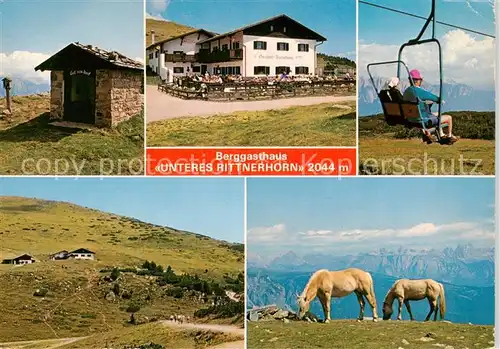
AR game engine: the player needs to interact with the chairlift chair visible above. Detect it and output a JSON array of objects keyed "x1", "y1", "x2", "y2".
[{"x1": 366, "y1": 0, "x2": 452, "y2": 145}]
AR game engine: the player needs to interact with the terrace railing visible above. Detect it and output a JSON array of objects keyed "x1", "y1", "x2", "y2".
[
  {"x1": 197, "y1": 49, "x2": 243, "y2": 63},
  {"x1": 165, "y1": 53, "x2": 197, "y2": 63}
]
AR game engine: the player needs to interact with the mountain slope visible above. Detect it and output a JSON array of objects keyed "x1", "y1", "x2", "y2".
[
  {"x1": 251, "y1": 245, "x2": 494, "y2": 287},
  {"x1": 145, "y1": 19, "x2": 196, "y2": 47},
  {"x1": 247, "y1": 268, "x2": 494, "y2": 325},
  {"x1": 0, "y1": 196, "x2": 244, "y2": 343},
  {"x1": 0, "y1": 196, "x2": 243, "y2": 276},
  {"x1": 358, "y1": 76, "x2": 495, "y2": 116},
  {"x1": 0, "y1": 77, "x2": 50, "y2": 97}
]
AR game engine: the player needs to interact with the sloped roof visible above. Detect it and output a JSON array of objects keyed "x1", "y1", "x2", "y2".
[
  {"x1": 146, "y1": 29, "x2": 218, "y2": 50},
  {"x1": 70, "y1": 248, "x2": 95, "y2": 254},
  {"x1": 197, "y1": 14, "x2": 327, "y2": 44},
  {"x1": 35, "y1": 42, "x2": 143, "y2": 72}
]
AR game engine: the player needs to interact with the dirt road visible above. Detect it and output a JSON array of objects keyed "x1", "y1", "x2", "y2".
[
  {"x1": 161, "y1": 321, "x2": 244, "y2": 349},
  {"x1": 146, "y1": 85, "x2": 356, "y2": 122},
  {"x1": 0, "y1": 337, "x2": 85, "y2": 349}
]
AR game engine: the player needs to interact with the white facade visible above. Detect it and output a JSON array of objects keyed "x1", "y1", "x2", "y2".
[
  {"x1": 147, "y1": 17, "x2": 325, "y2": 82},
  {"x1": 241, "y1": 35, "x2": 317, "y2": 77},
  {"x1": 70, "y1": 253, "x2": 95, "y2": 260},
  {"x1": 15, "y1": 259, "x2": 34, "y2": 265},
  {"x1": 148, "y1": 31, "x2": 213, "y2": 83}
]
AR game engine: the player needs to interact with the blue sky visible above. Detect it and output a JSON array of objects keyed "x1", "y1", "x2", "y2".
[
  {"x1": 1, "y1": 0, "x2": 144, "y2": 84},
  {"x1": 247, "y1": 178, "x2": 495, "y2": 255},
  {"x1": 0, "y1": 177, "x2": 244, "y2": 243},
  {"x1": 146, "y1": 0, "x2": 356, "y2": 59},
  {"x1": 358, "y1": 0, "x2": 496, "y2": 89},
  {"x1": 359, "y1": 0, "x2": 495, "y2": 45}
]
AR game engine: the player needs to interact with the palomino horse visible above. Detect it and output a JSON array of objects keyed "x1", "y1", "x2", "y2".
[
  {"x1": 382, "y1": 279, "x2": 446, "y2": 321},
  {"x1": 296, "y1": 268, "x2": 378, "y2": 323}
]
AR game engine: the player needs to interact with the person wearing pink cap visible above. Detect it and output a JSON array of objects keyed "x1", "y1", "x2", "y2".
[{"x1": 403, "y1": 69, "x2": 458, "y2": 143}]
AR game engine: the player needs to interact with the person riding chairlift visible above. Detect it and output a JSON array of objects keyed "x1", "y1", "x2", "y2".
[{"x1": 403, "y1": 69, "x2": 458, "y2": 143}]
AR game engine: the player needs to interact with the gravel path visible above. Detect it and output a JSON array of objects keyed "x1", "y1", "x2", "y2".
[{"x1": 146, "y1": 85, "x2": 356, "y2": 122}]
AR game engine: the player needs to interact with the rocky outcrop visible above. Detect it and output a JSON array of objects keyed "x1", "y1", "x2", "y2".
[{"x1": 246, "y1": 305, "x2": 318, "y2": 323}]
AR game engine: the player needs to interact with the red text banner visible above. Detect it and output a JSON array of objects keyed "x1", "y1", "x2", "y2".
[{"x1": 146, "y1": 148, "x2": 356, "y2": 176}]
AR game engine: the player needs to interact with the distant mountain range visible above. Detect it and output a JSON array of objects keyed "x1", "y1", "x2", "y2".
[
  {"x1": 247, "y1": 268, "x2": 494, "y2": 325},
  {"x1": 248, "y1": 244, "x2": 494, "y2": 287},
  {"x1": 358, "y1": 76, "x2": 495, "y2": 116},
  {"x1": 0, "y1": 77, "x2": 50, "y2": 97}
]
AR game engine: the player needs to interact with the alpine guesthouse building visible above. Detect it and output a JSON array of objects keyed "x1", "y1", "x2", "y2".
[{"x1": 146, "y1": 14, "x2": 327, "y2": 83}]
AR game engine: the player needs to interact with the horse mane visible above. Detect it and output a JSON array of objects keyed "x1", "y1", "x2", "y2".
[
  {"x1": 300, "y1": 270, "x2": 321, "y2": 301},
  {"x1": 383, "y1": 280, "x2": 398, "y2": 305}
]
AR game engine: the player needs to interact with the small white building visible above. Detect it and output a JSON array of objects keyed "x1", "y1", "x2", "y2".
[
  {"x1": 146, "y1": 14, "x2": 327, "y2": 83},
  {"x1": 2, "y1": 254, "x2": 35, "y2": 265},
  {"x1": 68, "y1": 248, "x2": 96, "y2": 260}
]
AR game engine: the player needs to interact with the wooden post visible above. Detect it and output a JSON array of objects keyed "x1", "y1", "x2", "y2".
[{"x1": 2, "y1": 77, "x2": 12, "y2": 115}]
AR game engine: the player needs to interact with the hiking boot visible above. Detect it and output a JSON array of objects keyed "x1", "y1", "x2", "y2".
[{"x1": 422, "y1": 133, "x2": 433, "y2": 144}]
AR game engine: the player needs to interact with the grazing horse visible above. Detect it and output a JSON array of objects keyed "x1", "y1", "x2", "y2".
[
  {"x1": 296, "y1": 268, "x2": 378, "y2": 323},
  {"x1": 169, "y1": 315, "x2": 175, "y2": 322},
  {"x1": 382, "y1": 279, "x2": 446, "y2": 321}
]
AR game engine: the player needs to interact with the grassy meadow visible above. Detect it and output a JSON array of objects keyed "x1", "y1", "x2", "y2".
[
  {"x1": 0, "y1": 197, "x2": 244, "y2": 345},
  {"x1": 0, "y1": 95, "x2": 144, "y2": 175},
  {"x1": 247, "y1": 320, "x2": 495, "y2": 349},
  {"x1": 147, "y1": 102, "x2": 356, "y2": 147},
  {"x1": 359, "y1": 112, "x2": 495, "y2": 175}
]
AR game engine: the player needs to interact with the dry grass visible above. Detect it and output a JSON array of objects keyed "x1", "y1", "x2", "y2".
[
  {"x1": 0, "y1": 197, "x2": 244, "y2": 342},
  {"x1": 359, "y1": 138, "x2": 495, "y2": 175},
  {"x1": 247, "y1": 320, "x2": 494, "y2": 349},
  {"x1": 145, "y1": 19, "x2": 196, "y2": 47},
  {"x1": 0, "y1": 95, "x2": 144, "y2": 175},
  {"x1": 147, "y1": 102, "x2": 356, "y2": 146}
]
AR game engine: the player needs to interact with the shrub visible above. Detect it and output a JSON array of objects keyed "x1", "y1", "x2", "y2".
[
  {"x1": 33, "y1": 288, "x2": 48, "y2": 297},
  {"x1": 166, "y1": 287, "x2": 184, "y2": 299},
  {"x1": 110, "y1": 268, "x2": 120, "y2": 281}
]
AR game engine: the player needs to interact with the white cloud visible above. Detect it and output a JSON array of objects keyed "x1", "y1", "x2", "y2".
[
  {"x1": 247, "y1": 223, "x2": 288, "y2": 243},
  {"x1": 135, "y1": 57, "x2": 145, "y2": 64},
  {"x1": 145, "y1": 12, "x2": 168, "y2": 21},
  {"x1": 0, "y1": 51, "x2": 50, "y2": 83},
  {"x1": 147, "y1": 0, "x2": 170, "y2": 14},
  {"x1": 249, "y1": 220, "x2": 494, "y2": 254},
  {"x1": 359, "y1": 29, "x2": 495, "y2": 89}
]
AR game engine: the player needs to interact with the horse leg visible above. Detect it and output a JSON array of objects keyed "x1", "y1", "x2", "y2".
[
  {"x1": 404, "y1": 300, "x2": 414, "y2": 321},
  {"x1": 355, "y1": 292, "x2": 365, "y2": 321},
  {"x1": 317, "y1": 292, "x2": 328, "y2": 322},
  {"x1": 397, "y1": 297, "x2": 404, "y2": 320},
  {"x1": 364, "y1": 292, "x2": 378, "y2": 321},
  {"x1": 425, "y1": 299, "x2": 436, "y2": 321},
  {"x1": 433, "y1": 298, "x2": 439, "y2": 321},
  {"x1": 322, "y1": 291, "x2": 332, "y2": 323}
]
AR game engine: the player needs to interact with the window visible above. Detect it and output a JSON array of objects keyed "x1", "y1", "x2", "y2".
[
  {"x1": 155, "y1": 52, "x2": 158, "y2": 58},
  {"x1": 298, "y1": 44, "x2": 309, "y2": 52},
  {"x1": 276, "y1": 66, "x2": 290, "y2": 75},
  {"x1": 173, "y1": 67, "x2": 184, "y2": 74},
  {"x1": 212, "y1": 46, "x2": 219, "y2": 52},
  {"x1": 254, "y1": 41, "x2": 267, "y2": 50},
  {"x1": 270, "y1": 25, "x2": 274, "y2": 31},
  {"x1": 222, "y1": 44, "x2": 229, "y2": 51},
  {"x1": 295, "y1": 66, "x2": 309, "y2": 74},
  {"x1": 284, "y1": 26, "x2": 287, "y2": 33},
  {"x1": 277, "y1": 42, "x2": 289, "y2": 51},
  {"x1": 254, "y1": 66, "x2": 270, "y2": 75},
  {"x1": 149, "y1": 53, "x2": 153, "y2": 59},
  {"x1": 232, "y1": 42, "x2": 240, "y2": 49},
  {"x1": 192, "y1": 66, "x2": 201, "y2": 73}
]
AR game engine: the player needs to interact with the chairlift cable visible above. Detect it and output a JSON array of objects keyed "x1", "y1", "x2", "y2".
[{"x1": 359, "y1": 0, "x2": 495, "y2": 39}]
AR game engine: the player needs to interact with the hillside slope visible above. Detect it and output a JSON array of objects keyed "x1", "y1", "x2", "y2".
[
  {"x1": 0, "y1": 197, "x2": 244, "y2": 343},
  {"x1": 145, "y1": 19, "x2": 196, "y2": 47},
  {"x1": 247, "y1": 320, "x2": 494, "y2": 349}
]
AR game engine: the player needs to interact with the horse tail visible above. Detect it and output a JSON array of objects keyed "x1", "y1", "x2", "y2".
[{"x1": 438, "y1": 283, "x2": 446, "y2": 320}]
